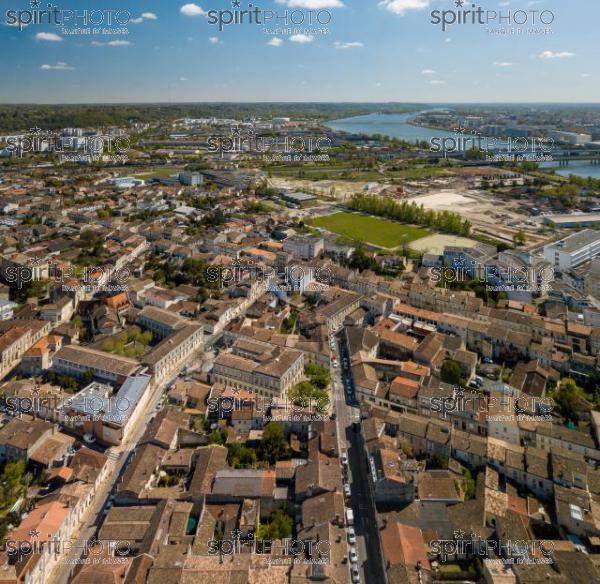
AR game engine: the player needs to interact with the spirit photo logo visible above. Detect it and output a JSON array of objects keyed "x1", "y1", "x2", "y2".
[
  {"x1": 6, "y1": 128, "x2": 131, "y2": 160},
  {"x1": 207, "y1": 0, "x2": 332, "y2": 33},
  {"x1": 431, "y1": 259, "x2": 555, "y2": 292},
  {"x1": 207, "y1": 127, "x2": 331, "y2": 161},
  {"x1": 430, "y1": 532, "x2": 554, "y2": 564},
  {"x1": 207, "y1": 529, "x2": 330, "y2": 562},
  {"x1": 205, "y1": 261, "x2": 333, "y2": 289},
  {"x1": 4, "y1": 1, "x2": 131, "y2": 32},
  {"x1": 5, "y1": 536, "x2": 130, "y2": 561},
  {"x1": 430, "y1": 127, "x2": 555, "y2": 163},
  {"x1": 431, "y1": 1, "x2": 555, "y2": 33}
]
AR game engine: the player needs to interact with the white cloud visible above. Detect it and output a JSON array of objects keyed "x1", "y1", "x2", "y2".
[
  {"x1": 290, "y1": 34, "x2": 314, "y2": 43},
  {"x1": 268, "y1": 38, "x2": 284, "y2": 47},
  {"x1": 91, "y1": 40, "x2": 132, "y2": 46},
  {"x1": 40, "y1": 62, "x2": 73, "y2": 70},
  {"x1": 131, "y1": 12, "x2": 158, "y2": 24},
  {"x1": 35, "y1": 32, "x2": 63, "y2": 42},
  {"x1": 209, "y1": 36, "x2": 219, "y2": 44},
  {"x1": 334, "y1": 41, "x2": 363, "y2": 49},
  {"x1": 493, "y1": 61, "x2": 515, "y2": 67},
  {"x1": 582, "y1": 73, "x2": 592, "y2": 78},
  {"x1": 179, "y1": 77, "x2": 188, "y2": 81},
  {"x1": 379, "y1": 0, "x2": 430, "y2": 15},
  {"x1": 275, "y1": 0, "x2": 343, "y2": 7},
  {"x1": 539, "y1": 50, "x2": 575, "y2": 59},
  {"x1": 421, "y1": 69, "x2": 436, "y2": 75},
  {"x1": 428, "y1": 79, "x2": 445, "y2": 85},
  {"x1": 180, "y1": 3, "x2": 206, "y2": 16}
]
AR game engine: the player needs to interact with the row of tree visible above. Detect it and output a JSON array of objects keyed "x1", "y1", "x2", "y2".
[{"x1": 347, "y1": 193, "x2": 472, "y2": 236}]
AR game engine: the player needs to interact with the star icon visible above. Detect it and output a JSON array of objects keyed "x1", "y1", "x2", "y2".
[
  {"x1": 31, "y1": 384, "x2": 40, "y2": 395},
  {"x1": 453, "y1": 123, "x2": 468, "y2": 135},
  {"x1": 232, "y1": 0, "x2": 241, "y2": 7},
  {"x1": 454, "y1": 529, "x2": 465, "y2": 539},
  {"x1": 29, "y1": 528, "x2": 40, "y2": 538},
  {"x1": 455, "y1": 0, "x2": 465, "y2": 7},
  {"x1": 30, "y1": 0, "x2": 40, "y2": 7},
  {"x1": 29, "y1": 127, "x2": 42, "y2": 135}
]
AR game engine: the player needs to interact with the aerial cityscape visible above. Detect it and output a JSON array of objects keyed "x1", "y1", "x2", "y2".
[{"x1": 0, "y1": 1, "x2": 600, "y2": 583}]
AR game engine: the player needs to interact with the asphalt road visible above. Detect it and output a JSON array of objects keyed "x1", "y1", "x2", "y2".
[{"x1": 332, "y1": 332, "x2": 386, "y2": 584}]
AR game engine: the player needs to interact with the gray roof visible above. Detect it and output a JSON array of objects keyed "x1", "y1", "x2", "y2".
[
  {"x1": 546, "y1": 229, "x2": 600, "y2": 253},
  {"x1": 67, "y1": 375, "x2": 150, "y2": 426}
]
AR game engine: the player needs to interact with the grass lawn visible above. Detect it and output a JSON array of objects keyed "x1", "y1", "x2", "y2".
[
  {"x1": 308, "y1": 212, "x2": 430, "y2": 248},
  {"x1": 132, "y1": 167, "x2": 183, "y2": 180}
]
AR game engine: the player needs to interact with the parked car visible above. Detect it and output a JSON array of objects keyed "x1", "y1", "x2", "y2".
[
  {"x1": 83, "y1": 433, "x2": 96, "y2": 444},
  {"x1": 344, "y1": 483, "x2": 351, "y2": 498},
  {"x1": 351, "y1": 567, "x2": 360, "y2": 583},
  {"x1": 341, "y1": 451, "x2": 348, "y2": 466},
  {"x1": 345, "y1": 508, "x2": 354, "y2": 526},
  {"x1": 347, "y1": 527, "x2": 356, "y2": 544},
  {"x1": 349, "y1": 547, "x2": 358, "y2": 565}
]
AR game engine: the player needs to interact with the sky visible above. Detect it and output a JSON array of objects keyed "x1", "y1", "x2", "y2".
[{"x1": 0, "y1": 0, "x2": 598, "y2": 103}]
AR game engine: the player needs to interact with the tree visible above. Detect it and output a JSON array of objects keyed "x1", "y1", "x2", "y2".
[
  {"x1": 227, "y1": 443, "x2": 258, "y2": 468},
  {"x1": 441, "y1": 360, "x2": 463, "y2": 386},
  {"x1": 208, "y1": 428, "x2": 228, "y2": 446},
  {"x1": 260, "y1": 422, "x2": 289, "y2": 464},
  {"x1": 513, "y1": 229, "x2": 526, "y2": 246},
  {"x1": 554, "y1": 378, "x2": 582, "y2": 423},
  {"x1": 305, "y1": 363, "x2": 331, "y2": 390},
  {"x1": 257, "y1": 505, "x2": 293, "y2": 541},
  {"x1": 82, "y1": 370, "x2": 94, "y2": 385},
  {"x1": 463, "y1": 469, "x2": 476, "y2": 501}
]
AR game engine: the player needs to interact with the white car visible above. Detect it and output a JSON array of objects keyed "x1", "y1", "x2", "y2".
[
  {"x1": 341, "y1": 452, "x2": 348, "y2": 466},
  {"x1": 349, "y1": 547, "x2": 358, "y2": 565},
  {"x1": 351, "y1": 567, "x2": 360, "y2": 583},
  {"x1": 344, "y1": 483, "x2": 351, "y2": 498},
  {"x1": 83, "y1": 433, "x2": 96, "y2": 444},
  {"x1": 347, "y1": 527, "x2": 356, "y2": 544}
]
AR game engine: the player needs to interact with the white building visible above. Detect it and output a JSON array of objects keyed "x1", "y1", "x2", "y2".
[
  {"x1": 282, "y1": 235, "x2": 324, "y2": 260},
  {"x1": 548, "y1": 130, "x2": 592, "y2": 145},
  {"x1": 543, "y1": 229, "x2": 600, "y2": 271}
]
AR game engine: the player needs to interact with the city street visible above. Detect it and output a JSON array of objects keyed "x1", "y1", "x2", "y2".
[{"x1": 331, "y1": 332, "x2": 386, "y2": 584}]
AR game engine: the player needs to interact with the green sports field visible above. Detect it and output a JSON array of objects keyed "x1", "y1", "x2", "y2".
[{"x1": 308, "y1": 212, "x2": 430, "y2": 249}]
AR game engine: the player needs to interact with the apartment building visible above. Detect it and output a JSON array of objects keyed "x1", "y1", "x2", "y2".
[
  {"x1": 137, "y1": 305, "x2": 187, "y2": 340},
  {"x1": 212, "y1": 343, "x2": 304, "y2": 398},
  {"x1": 53, "y1": 345, "x2": 141, "y2": 385},
  {"x1": 282, "y1": 235, "x2": 324, "y2": 260},
  {"x1": 142, "y1": 323, "x2": 204, "y2": 382}
]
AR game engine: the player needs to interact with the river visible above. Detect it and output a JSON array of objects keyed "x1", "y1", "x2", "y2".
[{"x1": 325, "y1": 112, "x2": 598, "y2": 180}]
